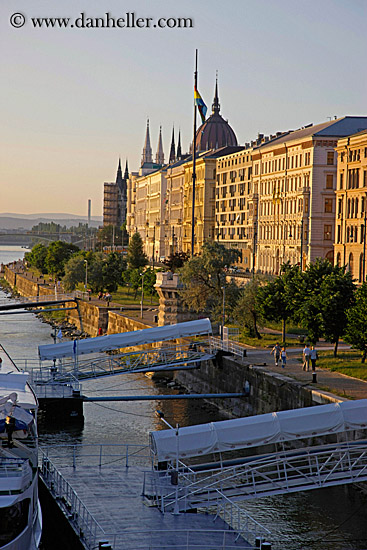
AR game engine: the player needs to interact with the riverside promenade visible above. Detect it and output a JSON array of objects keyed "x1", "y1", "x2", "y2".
[{"x1": 244, "y1": 346, "x2": 367, "y2": 401}]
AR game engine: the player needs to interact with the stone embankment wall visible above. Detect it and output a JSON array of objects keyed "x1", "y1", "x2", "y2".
[
  {"x1": 175, "y1": 354, "x2": 340, "y2": 418},
  {"x1": 3, "y1": 267, "x2": 152, "y2": 337}
]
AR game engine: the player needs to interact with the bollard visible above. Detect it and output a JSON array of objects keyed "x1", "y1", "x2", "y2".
[
  {"x1": 261, "y1": 543, "x2": 271, "y2": 550},
  {"x1": 312, "y1": 372, "x2": 317, "y2": 383},
  {"x1": 100, "y1": 545, "x2": 112, "y2": 550},
  {"x1": 98, "y1": 542, "x2": 110, "y2": 550},
  {"x1": 255, "y1": 537, "x2": 263, "y2": 548}
]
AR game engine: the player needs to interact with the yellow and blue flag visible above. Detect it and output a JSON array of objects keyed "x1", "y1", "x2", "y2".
[{"x1": 194, "y1": 87, "x2": 207, "y2": 124}]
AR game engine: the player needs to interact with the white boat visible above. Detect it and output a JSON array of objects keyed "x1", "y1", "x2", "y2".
[{"x1": 0, "y1": 346, "x2": 42, "y2": 550}]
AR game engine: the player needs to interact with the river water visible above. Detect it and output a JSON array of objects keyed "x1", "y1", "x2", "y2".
[{"x1": 1, "y1": 245, "x2": 366, "y2": 550}]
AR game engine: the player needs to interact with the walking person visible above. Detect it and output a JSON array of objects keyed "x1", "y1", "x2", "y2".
[
  {"x1": 310, "y1": 345, "x2": 318, "y2": 371},
  {"x1": 281, "y1": 347, "x2": 287, "y2": 368},
  {"x1": 303, "y1": 343, "x2": 311, "y2": 371},
  {"x1": 271, "y1": 342, "x2": 281, "y2": 366}
]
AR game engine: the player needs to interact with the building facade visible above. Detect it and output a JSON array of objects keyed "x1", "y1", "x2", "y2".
[
  {"x1": 334, "y1": 130, "x2": 367, "y2": 282},
  {"x1": 103, "y1": 159, "x2": 128, "y2": 227},
  {"x1": 253, "y1": 117, "x2": 367, "y2": 274}
]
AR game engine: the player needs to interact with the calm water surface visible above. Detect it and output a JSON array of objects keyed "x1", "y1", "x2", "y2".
[{"x1": 1, "y1": 246, "x2": 367, "y2": 549}]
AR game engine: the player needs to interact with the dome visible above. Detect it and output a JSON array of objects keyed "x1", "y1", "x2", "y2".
[{"x1": 195, "y1": 79, "x2": 238, "y2": 152}]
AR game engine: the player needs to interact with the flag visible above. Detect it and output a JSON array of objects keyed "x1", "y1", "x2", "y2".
[{"x1": 194, "y1": 86, "x2": 207, "y2": 124}]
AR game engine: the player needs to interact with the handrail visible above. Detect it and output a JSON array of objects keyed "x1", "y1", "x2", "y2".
[
  {"x1": 40, "y1": 451, "x2": 104, "y2": 549},
  {"x1": 40, "y1": 443, "x2": 152, "y2": 469}
]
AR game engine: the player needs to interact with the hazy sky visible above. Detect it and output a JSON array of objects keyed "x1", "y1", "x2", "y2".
[{"x1": 1, "y1": 0, "x2": 366, "y2": 216}]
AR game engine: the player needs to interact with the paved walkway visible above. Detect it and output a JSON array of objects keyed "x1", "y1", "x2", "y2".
[{"x1": 244, "y1": 347, "x2": 367, "y2": 401}]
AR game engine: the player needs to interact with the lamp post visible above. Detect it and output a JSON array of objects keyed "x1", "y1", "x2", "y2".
[
  {"x1": 140, "y1": 272, "x2": 145, "y2": 318},
  {"x1": 363, "y1": 194, "x2": 367, "y2": 282},
  {"x1": 84, "y1": 260, "x2": 88, "y2": 295},
  {"x1": 300, "y1": 217, "x2": 304, "y2": 271},
  {"x1": 221, "y1": 285, "x2": 226, "y2": 341},
  {"x1": 152, "y1": 223, "x2": 156, "y2": 271}
]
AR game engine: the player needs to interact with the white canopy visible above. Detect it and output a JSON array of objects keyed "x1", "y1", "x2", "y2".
[
  {"x1": 150, "y1": 400, "x2": 367, "y2": 461},
  {"x1": 38, "y1": 318, "x2": 212, "y2": 361}
]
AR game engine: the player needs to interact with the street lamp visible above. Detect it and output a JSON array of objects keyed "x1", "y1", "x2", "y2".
[
  {"x1": 140, "y1": 272, "x2": 145, "y2": 318},
  {"x1": 221, "y1": 285, "x2": 226, "y2": 341},
  {"x1": 84, "y1": 260, "x2": 88, "y2": 295}
]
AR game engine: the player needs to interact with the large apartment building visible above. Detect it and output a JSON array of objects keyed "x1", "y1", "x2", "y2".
[
  {"x1": 334, "y1": 130, "x2": 367, "y2": 282},
  {"x1": 215, "y1": 117, "x2": 367, "y2": 274}
]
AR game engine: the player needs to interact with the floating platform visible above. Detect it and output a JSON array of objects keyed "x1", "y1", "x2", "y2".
[{"x1": 40, "y1": 444, "x2": 257, "y2": 550}]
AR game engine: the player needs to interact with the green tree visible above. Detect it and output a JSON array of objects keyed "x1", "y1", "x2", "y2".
[
  {"x1": 26, "y1": 243, "x2": 48, "y2": 273},
  {"x1": 102, "y1": 252, "x2": 126, "y2": 292},
  {"x1": 233, "y1": 275, "x2": 266, "y2": 338},
  {"x1": 44, "y1": 241, "x2": 79, "y2": 278},
  {"x1": 62, "y1": 255, "x2": 86, "y2": 291},
  {"x1": 163, "y1": 252, "x2": 189, "y2": 272},
  {"x1": 179, "y1": 241, "x2": 240, "y2": 321},
  {"x1": 319, "y1": 269, "x2": 355, "y2": 356},
  {"x1": 294, "y1": 258, "x2": 355, "y2": 353},
  {"x1": 87, "y1": 252, "x2": 105, "y2": 292},
  {"x1": 143, "y1": 268, "x2": 157, "y2": 297},
  {"x1": 128, "y1": 268, "x2": 142, "y2": 299},
  {"x1": 126, "y1": 232, "x2": 148, "y2": 271},
  {"x1": 344, "y1": 283, "x2": 367, "y2": 362},
  {"x1": 258, "y1": 263, "x2": 301, "y2": 343}
]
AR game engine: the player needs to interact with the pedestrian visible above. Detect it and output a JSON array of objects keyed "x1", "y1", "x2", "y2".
[
  {"x1": 0, "y1": 357, "x2": 2, "y2": 369},
  {"x1": 271, "y1": 342, "x2": 281, "y2": 366},
  {"x1": 303, "y1": 343, "x2": 311, "y2": 371},
  {"x1": 310, "y1": 345, "x2": 318, "y2": 371},
  {"x1": 281, "y1": 347, "x2": 287, "y2": 368}
]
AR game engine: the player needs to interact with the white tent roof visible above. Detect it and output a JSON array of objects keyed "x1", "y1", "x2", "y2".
[
  {"x1": 150, "y1": 400, "x2": 367, "y2": 461},
  {"x1": 38, "y1": 318, "x2": 212, "y2": 361}
]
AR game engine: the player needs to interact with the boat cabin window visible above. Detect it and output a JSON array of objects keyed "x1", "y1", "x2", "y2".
[{"x1": 0, "y1": 499, "x2": 30, "y2": 546}]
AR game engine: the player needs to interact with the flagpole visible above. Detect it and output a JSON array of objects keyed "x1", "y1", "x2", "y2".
[{"x1": 191, "y1": 49, "x2": 198, "y2": 256}]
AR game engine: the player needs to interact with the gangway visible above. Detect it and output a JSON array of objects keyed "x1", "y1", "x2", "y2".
[
  {"x1": 28, "y1": 342, "x2": 213, "y2": 384},
  {"x1": 147, "y1": 400, "x2": 367, "y2": 513}
]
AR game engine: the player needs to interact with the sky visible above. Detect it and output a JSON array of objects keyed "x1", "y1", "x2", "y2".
[{"x1": 1, "y1": 0, "x2": 366, "y2": 217}]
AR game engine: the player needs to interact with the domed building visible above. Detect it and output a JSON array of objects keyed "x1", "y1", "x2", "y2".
[{"x1": 195, "y1": 78, "x2": 238, "y2": 152}]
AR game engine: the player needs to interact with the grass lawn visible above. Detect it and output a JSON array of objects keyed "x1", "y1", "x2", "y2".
[
  {"x1": 103, "y1": 285, "x2": 159, "y2": 306},
  {"x1": 317, "y1": 350, "x2": 367, "y2": 381},
  {"x1": 235, "y1": 330, "x2": 302, "y2": 349}
]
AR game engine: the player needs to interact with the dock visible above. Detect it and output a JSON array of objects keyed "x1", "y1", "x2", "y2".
[{"x1": 40, "y1": 443, "x2": 267, "y2": 550}]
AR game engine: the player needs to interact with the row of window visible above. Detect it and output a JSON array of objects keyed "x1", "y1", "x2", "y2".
[
  {"x1": 336, "y1": 251, "x2": 365, "y2": 283},
  {"x1": 340, "y1": 148, "x2": 367, "y2": 163}
]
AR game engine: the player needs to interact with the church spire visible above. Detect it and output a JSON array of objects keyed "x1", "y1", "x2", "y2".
[
  {"x1": 169, "y1": 126, "x2": 176, "y2": 164},
  {"x1": 155, "y1": 126, "x2": 165, "y2": 165},
  {"x1": 124, "y1": 159, "x2": 129, "y2": 180},
  {"x1": 212, "y1": 72, "x2": 220, "y2": 115},
  {"x1": 176, "y1": 129, "x2": 182, "y2": 160},
  {"x1": 116, "y1": 157, "x2": 124, "y2": 192},
  {"x1": 141, "y1": 118, "x2": 153, "y2": 166}
]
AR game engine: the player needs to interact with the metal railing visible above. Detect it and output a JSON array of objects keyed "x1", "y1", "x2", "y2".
[
  {"x1": 100, "y1": 529, "x2": 265, "y2": 550},
  {"x1": 40, "y1": 443, "x2": 152, "y2": 470},
  {"x1": 209, "y1": 336, "x2": 247, "y2": 357},
  {"x1": 40, "y1": 452, "x2": 104, "y2": 548},
  {"x1": 24, "y1": 344, "x2": 213, "y2": 383},
  {"x1": 156, "y1": 440, "x2": 367, "y2": 511}
]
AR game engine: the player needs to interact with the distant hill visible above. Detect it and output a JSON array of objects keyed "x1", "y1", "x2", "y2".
[{"x1": 0, "y1": 213, "x2": 102, "y2": 231}]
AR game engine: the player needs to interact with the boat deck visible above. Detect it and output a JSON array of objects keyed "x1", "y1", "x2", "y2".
[{"x1": 41, "y1": 447, "x2": 254, "y2": 550}]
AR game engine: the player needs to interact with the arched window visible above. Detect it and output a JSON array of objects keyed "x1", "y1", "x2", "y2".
[
  {"x1": 336, "y1": 252, "x2": 341, "y2": 267},
  {"x1": 349, "y1": 253, "x2": 354, "y2": 276},
  {"x1": 325, "y1": 250, "x2": 334, "y2": 264}
]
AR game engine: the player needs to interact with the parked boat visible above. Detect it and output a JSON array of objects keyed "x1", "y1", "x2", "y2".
[{"x1": 0, "y1": 346, "x2": 42, "y2": 550}]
